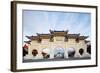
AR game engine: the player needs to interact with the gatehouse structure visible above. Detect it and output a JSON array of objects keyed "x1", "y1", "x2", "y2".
[{"x1": 23, "y1": 30, "x2": 91, "y2": 60}]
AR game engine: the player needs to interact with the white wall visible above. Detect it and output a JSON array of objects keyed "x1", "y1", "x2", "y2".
[{"x1": 0, "y1": 0, "x2": 99, "y2": 73}]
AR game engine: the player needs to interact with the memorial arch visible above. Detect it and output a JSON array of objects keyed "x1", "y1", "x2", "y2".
[{"x1": 24, "y1": 30, "x2": 89, "y2": 60}]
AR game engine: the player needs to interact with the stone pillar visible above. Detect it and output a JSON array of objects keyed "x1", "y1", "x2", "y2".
[
  {"x1": 64, "y1": 48, "x2": 68, "y2": 58},
  {"x1": 50, "y1": 48, "x2": 54, "y2": 59},
  {"x1": 74, "y1": 48, "x2": 80, "y2": 58},
  {"x1": 37, "y1": 48, "x2": 43, "y2": 59}
]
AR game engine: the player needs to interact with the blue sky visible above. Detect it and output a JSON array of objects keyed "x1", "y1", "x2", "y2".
[{"x1": 22, "y1": 10, "x2": 91, "y2": 42}]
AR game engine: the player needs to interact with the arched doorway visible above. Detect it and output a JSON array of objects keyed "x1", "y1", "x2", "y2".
[
  {"x1": 42, "y1": 48, "x2": 50, "y2": 59},
  {"x1": 54, "y1": 47, "x2": 64, "y2": 59},
  {"x1": 67, "y1": 47, "x2": 75, "y2": 58},
  {"x1": 79, "y1": 48, "x2": 84, "y2": 56},
  {"x1": 23, "y1": 44, "x2": 28, "y2": 56},
  {"x1": 32, "y1": 49, "x2": 38, "y2": 56},
  {"x1": 87, "y1": 45, "x2": 91, "y2": 54}
]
